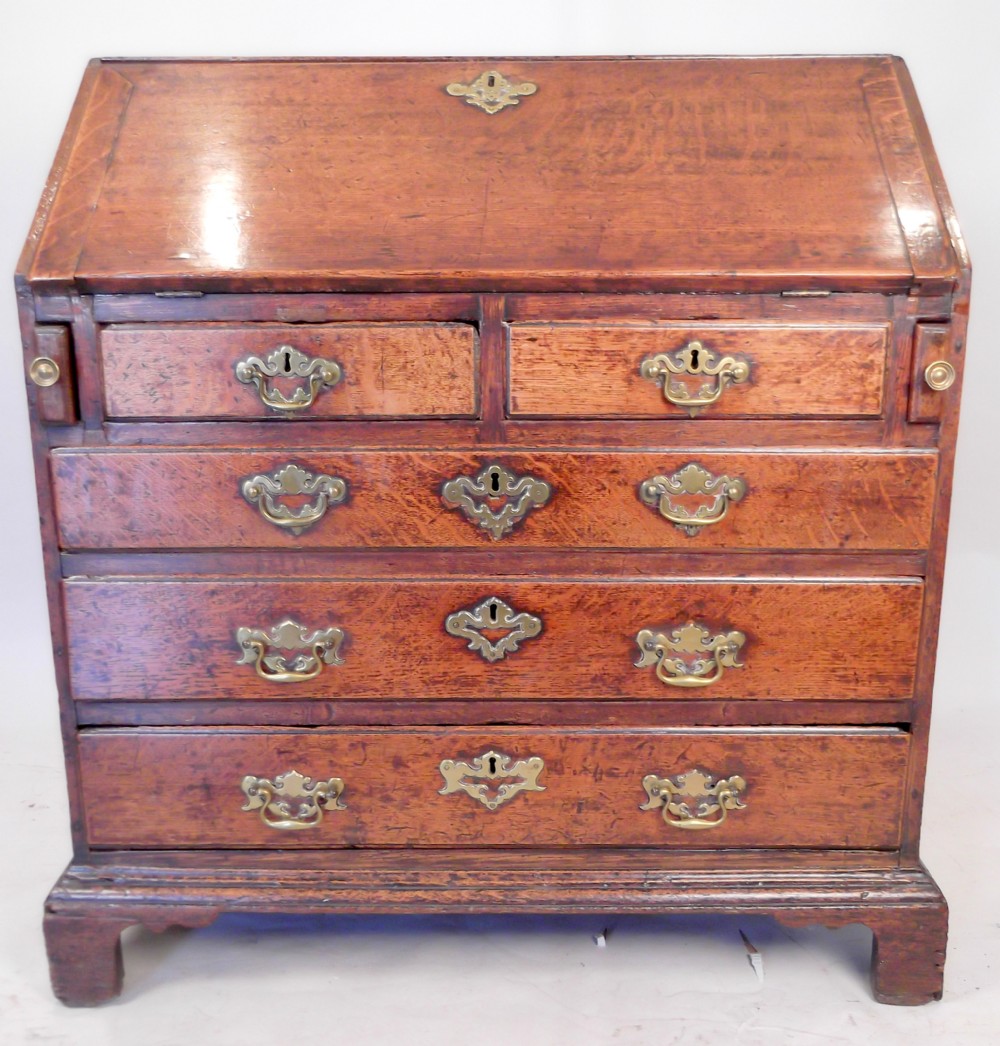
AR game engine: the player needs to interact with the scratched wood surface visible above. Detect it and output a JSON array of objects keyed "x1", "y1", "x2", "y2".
[
  {"x1": 63, "y1": 578, "x2": 923, "y2": 702},
  {"x1": 100, "y1": 323, "x2": 479, "y2": 419},
  {"x1": 51, "y1": 448, "x2": 938, "y2": 551},
  {"x1": 77, "y1": 726, "x2": 908, "y2": 849},
  {"x1": 24, "y1": 57, "x2": 958, "y2": 294},
  {"x1": 509, "y1": 323, "x2": 888, "y2": 417}
]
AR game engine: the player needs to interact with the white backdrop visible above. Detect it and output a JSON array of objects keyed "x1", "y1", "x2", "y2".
[{"x1": 1, "y1": 2, "x2": 997, "y2": 1041}]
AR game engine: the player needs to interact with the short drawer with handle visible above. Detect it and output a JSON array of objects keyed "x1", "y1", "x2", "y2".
[
  {"x1": 77, "y1": 726, "x2": 909, "y2": 849},
  {"x1": 99, "y1": 322, "x2": 479, "y2": 420},
  {"x1": 508, "y1": 323, "x2": 890, "y2": 418}
]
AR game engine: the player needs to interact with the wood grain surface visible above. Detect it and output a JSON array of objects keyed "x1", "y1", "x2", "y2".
[
  {"x1": 63, "y1": 578, "x2": 923, "y2": 702},
  {"x1": 24, "y1": 57, "x2": 960, "y2": 293},
  {"x1": 100, "y1": 323, "x2": 479, "y2": 419},
  {"x1": 77, "y1": 726, "x2": 908, "y2": 849},
  {"x1": 509, "y1": 323, "x2": 888, "y2": 417},
  {"x1": 51, "y1": 449, "x2": 937, "y2": 551}
]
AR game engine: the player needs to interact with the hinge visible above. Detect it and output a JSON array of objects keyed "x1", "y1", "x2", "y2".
[
  {"x1": 154, "y1": 290, "x2": 205, "y2": 298},
  {"x1": 780, "y1": 290, "x2": 832, "y2": 298}
]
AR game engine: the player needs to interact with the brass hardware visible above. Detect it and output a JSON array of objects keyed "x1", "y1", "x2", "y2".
[
  {"x1": 640, "y1": 463, "x2": 747, "y2": 537},
  {"x1": 241, "y1": 769, "x2": 346, "y2": 830},
  {"x1": 924, "y1": 360, "x2": 956, "y2": 391},
  {"x1": 639, "y1": 340, "x2": 750, "y2": 416},
  {"x1": 441, "y1": 462, "x2": 552, "y2": 540},
  {"x1": 235, "y1": 344, "x2": 342, "y2": 412},
  {"x1": 236, "y1": 618, "x2": 345, "y2": 683},
  {"x1": 445, "y1": 70, "x2": 537, "y2": 114},
  {"x1": 29, "y1": 357, "x2": 60, "y2": 387},
  {"x1": 640, "y1": 769, "x2": 747, "y2": 830},
  {"x1": 439, "y1": 750, "x2": 545, "y2": 810},
  {"x1": 241, "y1": 462, "x2": 347, "y2": 535},
  {"x1": 635, "y1": 621, "x2": 746, "y2": 688},
  {"x1": 445, "y1": 596, "x2": 542, "y2": 662}
]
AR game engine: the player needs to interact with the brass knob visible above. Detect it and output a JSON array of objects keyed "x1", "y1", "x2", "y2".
[
  {"x1": 29, "y1": 357, "x2": 60, "y2": 387},
  {"x1": 924, "y1": 360, "x2": 956, "y2": 391}
]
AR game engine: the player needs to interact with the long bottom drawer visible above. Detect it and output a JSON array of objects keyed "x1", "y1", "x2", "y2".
[{"x1": 79, "y1": 727, "x2": 908, "y2": 850}]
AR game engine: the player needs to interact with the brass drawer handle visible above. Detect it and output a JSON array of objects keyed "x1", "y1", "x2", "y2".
[
  {"x1": 445, "y1": 596, "x2": 542, "y2": 662},
  {"x1": 235, "y1": 345, "x2": 342, "y2": 412},
  {"x1": 241, "y1": 462, "x2": 347, "y2": 535},
  {"x1": 439, "y1": 749, "x2": 545, "y2": 810},
  {"x1": 640, "y1": 769, "x2": 747, "y2": 830},
  {"x1": 236, "y1": 617, "x2": 345, "y2": 683},
  {"x1": 241, "y1": 769, "x2": 346, "y2": 830},
  {"x1": 640, "y1": 463, "x2": 747, "y2": 537},
  {"x1": 640, "y1": 340, "x2": 750, "y2": 416},
  {"x1": 635, "y1": 621, "x2": 746, "y2": 688},
  {"x1": 441, "y1": 462, "x2": 552, "y2": 540}
]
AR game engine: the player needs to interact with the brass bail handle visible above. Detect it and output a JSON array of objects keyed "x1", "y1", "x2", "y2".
[
  {"x1": 235, "y1": 618, "x2": 346, "y2": 683},
  {"x1": 235, "y1": 344, "x2": 342, "y2": 412},
  {"x1": 240, "y1": 463, "x2": 347, "y2": 536},
  {"x1": 640, "y1": 769, "x2": 747, "y2": 829},
  {"x1": 640, "y1": 340, "x2": 750, "y2": 416},
  {"x1": 241, "y1": 769, "x2": 346, "y2": 830},
  {"x1": 639, "y1": 463, "x2": 747, "y2": 537},
  {"x1": 634, "y1": 621, "x2": 746, "y2": 688}
]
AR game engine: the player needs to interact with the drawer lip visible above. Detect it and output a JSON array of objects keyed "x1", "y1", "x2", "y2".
[
  {"x1": 63, "y1": 577, "x2": 924, "y2": 704},
  {"x1": 50, "y1": 447, "x2": 939, "y2": 553},
  {"x1": 98, "y1": 321, "x2": 480, "y2": 422},
  {"x1": 77, "y1": 725, "x2": 909, "y2": 851},
  {"x1": 508, "y1": 322, "x2": 890, "y2": 420}
]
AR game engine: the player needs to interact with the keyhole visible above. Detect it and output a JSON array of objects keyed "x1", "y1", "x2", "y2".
[
  {"x1": 487, "y1": 74, "x2": 496, "y2": 87},
  {"x1": 689, "y1": 346, "x2": 700, "y2": 368},
  {"x1": 488, "y1": 600, "x2": 499, "y2": 624},
  {"x1": 282, "y1": 349, "x2": 292, "y2": 373},
  {"x1": 488, "y1": 755, "x2": 498, "y2": 774},
  {"x1": 489, "y1": 469, "x2": 501, "y2": 494}
]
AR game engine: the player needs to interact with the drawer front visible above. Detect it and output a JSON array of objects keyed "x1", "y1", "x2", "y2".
[
  {"x1": 100, "y1": 323, "x2": 479, "y2": 419},
  {"x1": 65, "y1": 579, "x2": 922, "y2": 702},
  {"x1": 508, "y1": 323, "x2": 888, "y2": 418},
  {"x1": 52, "y1": 449, "x2": 937, "y2": 551},
  {"x1": 78, "y1": 727, "x2": 908, "y2": 850}
]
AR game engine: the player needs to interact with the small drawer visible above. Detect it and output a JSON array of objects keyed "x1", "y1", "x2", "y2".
[
  {"x1": 51, "y1": 448, "x2": 937, "y2": 552},
  {"x1": 78, "y1": 726, "x2": 909, "y2": 850},
  {"x1": 508, "y1": 323, "x2": 889, "y2": 418},
  {"x1": 64, "y1": 578, "x2": 923, "y2": 703},
  {"x1": 99, "y1": 322, "x2": 479, "y2": 419}
]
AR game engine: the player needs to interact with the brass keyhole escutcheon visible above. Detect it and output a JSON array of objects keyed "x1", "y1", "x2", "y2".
[
  {"x1": 438, "y1": 749, "x2": 545, "y2": 810},
  {"x1": 445, "y1": 70, "x2": 538, "y2": 114},
  {"x1": 445, "y1": 596, "x2": 543, "y2": 662},
  {"x1": 441, "y1": 462, "x2": 551, "y2": 541}
]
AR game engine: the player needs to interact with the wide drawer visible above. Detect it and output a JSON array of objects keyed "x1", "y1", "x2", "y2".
[
  {"x1": 51, "y1": 449, "x2": 937, "y2": 551},
  {"x1": 64, "y1": 578, "x2": 922, "y2": 702},
  {"x1": 77, "y1": 726, "x2": 908, "y2": 849},
  {"x1": 508, "y1": 323, "x2": 889, "y2": 418},
  {"x1": 99, "y1": 323, "x2": 479, "y2": 419}
]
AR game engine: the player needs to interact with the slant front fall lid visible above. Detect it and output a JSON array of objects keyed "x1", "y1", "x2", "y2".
[{"x1": 22, "y1": 56, "x2": 962, "y2": 294}]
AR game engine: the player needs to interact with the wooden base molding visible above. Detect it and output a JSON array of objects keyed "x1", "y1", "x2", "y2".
[{"x1": 44, "y1": 855, "x2": 946, "y2": 1006}]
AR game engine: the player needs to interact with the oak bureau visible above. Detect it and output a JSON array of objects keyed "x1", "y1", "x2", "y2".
[{"x1": 18, "y1": 56, "x2": 968, "y2": 1005}]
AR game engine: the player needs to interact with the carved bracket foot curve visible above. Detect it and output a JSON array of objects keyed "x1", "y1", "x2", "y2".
[
  {"x1": 44, "y1": 901, "x2": 220, "y2": 1006},
  {"x1": 776, "y1": 898, "x2": 948, "y2": 1006}
]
